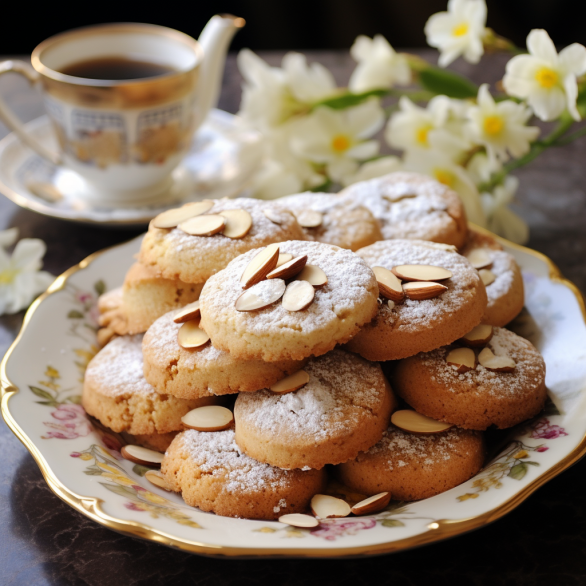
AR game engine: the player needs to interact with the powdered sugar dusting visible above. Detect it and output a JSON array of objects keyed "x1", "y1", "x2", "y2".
[
  {"x1": 368, "y1": 425, "x2": 464, "y2": 471},
  {"x1": 339, "y1": 172, "x2": 457, "y2": 240},
  {"x1": 358, "y1": 239, "x2": 482, "y2": 332},
  {"x1": 200, "y1": 240, "x2": 377, "y2": 336},
  {"x1": 234, "y1": 350, "x2": 385, "y2": 440},
  {"x1": 423, "y1": 327, "x2": 545, "y2": 397},
  {"x1": 86, "y1": 335, "x2": 157, "y2": 399},
  {"x1": 177, "y1": 429, "x2": 304, "y2": 493},
  {"x1": 482, "y1": 249, "x2": 516, "y2": 304}
]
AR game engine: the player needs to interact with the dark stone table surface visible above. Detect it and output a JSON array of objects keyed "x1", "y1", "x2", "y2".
[{"x1": 1, "y1": 50, "x2": 586, "y2": 586}]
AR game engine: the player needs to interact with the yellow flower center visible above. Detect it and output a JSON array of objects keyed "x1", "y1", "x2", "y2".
[
  {"x1": 453, "y1": 23, "x2": 469, "y2": 37},
  {"x1": 535, "y1": 67, "x2": 558, "y2": 89},
  {"x1": 331, "y1": 135, "x2": 351, "y2": 153},
  {"x1": 416, "y1": 126, "x2": 432, "y2": 147},
  {"x1": 483, "y1": 115, "x2": 504, "y2": 136},
  {"x1": 0, "y1": 268, "x2": 18, "y2": 285},
  {"x1": 433, "y1": 168, "x2": 456, "y2": 187}
]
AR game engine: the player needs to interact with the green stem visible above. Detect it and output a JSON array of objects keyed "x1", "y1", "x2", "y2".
[
  {"x1": 552, "y1": 124, "x2": 586, "y2": 146},
  {"x1": 478, "y1": 116, "x2": 575, "y2": 192}
]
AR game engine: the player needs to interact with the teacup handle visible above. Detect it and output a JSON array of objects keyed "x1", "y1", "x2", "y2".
[{"x1": 0, "y1": 60, "x2": 61, "y2": 165}]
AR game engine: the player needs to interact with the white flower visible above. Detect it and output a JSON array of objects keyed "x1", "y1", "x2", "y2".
[
  {"x1": 467, "y1": 84, "x2": 539, "y2": 163},
  {"x1": 386, "y1": 96, "x2": 471, "y2": 158},
  {"x1": 0, "y1": 229, "x2": 54, "y2": 315},
  {"x1": 503, "y1": 29, "x2": 586, "y2": 121},
  {"x1": 0, "y1": 227, "x2": 18, "y2": 248},
  {"x1": 404, "y1": 149, "x2": 485, "y2": 225},
  {"x1": 424, "y1": 0, "x2": 487, "y2": 67},
  {"x1": 481, "y1": 176, "x2": 529, "y2": 243},
  {"x1": 291, "y1": 99, "x2": 385, "y2": 182},
  {"x1": 341, "y1": 156, "x2": 402, "y2": 187},
  {"x1": 348, "y1": 35, "x2": 411, "y2": 92},
  {"x1": 465, "y1": 151, "x2": 501, "y2": 185},
  {"x1": 237, "y1": 50, "x2": 337, "y2": 131}
]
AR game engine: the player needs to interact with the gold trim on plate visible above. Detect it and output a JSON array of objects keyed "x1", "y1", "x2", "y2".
[{"x1": 2, "y1": 230, "x2": 586, "y2": 558}]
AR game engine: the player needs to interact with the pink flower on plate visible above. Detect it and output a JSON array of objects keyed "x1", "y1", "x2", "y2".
[
  {"x1": 42, "y1": 404, "x2": 92, "y2": 439},
  {"x1": 75, "y1": 291, "x2": 94, "y2": 305},
  {"x1": 530, "y1": 418, "x2": 568, "y2": 440},
  {"x1": 536, "y1": 446, "x2": 549, "y2": 452},
  {"x1": 310, "y1": 518, "x2": 377, "y2": 541}
]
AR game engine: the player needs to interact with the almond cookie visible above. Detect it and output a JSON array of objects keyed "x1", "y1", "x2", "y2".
[
  {"x1": 139, "y1": 198, "x2": 306, "y2": 284},
  {"x1": 392, "y1": 327, "x2": 547, "y2": 430},
  {"x1": 82, "y1": 335, "x2": 218, "y2": 436},
  {"x1": 122, "y1": 431, "x2": 178, "y2": 453},
  {"x1": 161, "y1": 429, "x2": 326, "y2": 519},
  {"x1": 345, "y1": 240, "x2": 487, "y2": 361},
  {"x1": 336, "y1": 425, "x2": 484, "y2": 501},
  {"x1": 338, "y1": 172, "x2": 467, "y2": 248},
  {"x1": 98, "y1": 263, "x2": 203, "y2": 337},
  {"x1": 234, "y1": 350, "x2": 397, "y2": 470},
  {"x1": 199, "y1": 240, "x2": 379, "y2": 361},
  {"x1": 143, "y1": 310, "x2": 307, "y2": 399},
  {"x1": 462, "y1": 230, "x2": 524, "y2": 327},
  {"x1": 276, "y1": 192, "x2": 382, "y2": 251}
]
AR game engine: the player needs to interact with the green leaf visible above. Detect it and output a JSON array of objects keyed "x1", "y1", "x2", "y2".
[
  {"x1": 35, "y1": 400, "x2": 59, "y2": 407},
  {"x1": 100, "y1": 482, "x2": 137, "y2": 500},
  {"x1": 133, "y1": 464, "x2": 150, "y2": 477},
  {"x1": 381, "y1": 518, "x2": 405, "y2": 528},
  {"x1": 66, "y1": 395, "x2": 83, "y2": 405},
  {"x1": 29, "y1": 386, "x2": 55, "y2": 401},
  {"x1": 94, "y1": 280, "x2": 106, "y2": 296},
  {"x1": 526, "y1": 461, "x2": 540, "y2": 467},
  {"x1": 313, "y1": 89, "x2": 389, "y2": 111},
  {"x1": 418, "y1": 67, "x2": 478, "y2": 99},
  {"x1": 508, "y1": 462, "x2": 528, "y2": 480},
  {"x1": 84, "y1": 469, "x2": 104, "y2": 476},
  {"x1": 67, "y1": 310, "x2": 84, "y2": 319}
]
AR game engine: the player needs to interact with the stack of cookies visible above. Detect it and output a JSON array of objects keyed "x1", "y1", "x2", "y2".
[{"x1": 83, "y1": 172, "x2": 546, "y2": 524}]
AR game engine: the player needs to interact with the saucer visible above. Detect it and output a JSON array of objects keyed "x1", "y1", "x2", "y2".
[{"x1": 0, "y1": 109, "x2": 263, "y2": 226}]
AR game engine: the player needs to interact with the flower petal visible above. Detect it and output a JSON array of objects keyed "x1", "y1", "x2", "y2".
[
  {"x1": 10, "y1": 238, "x2": 47, "y2": 271},
  {"x1": 530, "y1": 87, "x2": 566, "y2": 121},
  {"x1": 527, "y1": 29, "x2": 558, "y2": 64},
  {"x1": 0, "y1": 228, "x2": 19, "y2": 248},
  {"x1": 559, "y1": 43, "x2": 586, "y2": 76},
  {"x1": 563, "y1": 74, "x2": 580, "y2": 120}
]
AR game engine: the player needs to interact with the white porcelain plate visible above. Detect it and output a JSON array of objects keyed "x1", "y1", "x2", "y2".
[
  {"x1": 0, "y1": 110, "x2": 262, "y2": 226},
  {"x1": 2, "y1": 232, "x2": 586, "y2": 558}
]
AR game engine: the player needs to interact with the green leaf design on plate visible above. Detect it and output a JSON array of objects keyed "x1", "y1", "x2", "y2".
[
  {"x1": 84, "y1": 469, "x2": 104, "y2": 476},
  {"x1": 381, "y1": 519, "x2": 405, "y2": 528},
  {"x1": 29, "y1": 386, "x2": 55, "y2": 401},
  {"x1": 94, "y1": 280, "x2": 106, "y2": 296},
  {"x1": 526, "y1": 461, "x2": 540, "y2": 467},
  {"x1": 508, "y1": 462, "x2": 528, "y2": 480},
  {"x1": 67, "y1": 310, "x2": 84, "y2": 319},
  {"x1": 133, "y1": 464, "x2": 150, "y2": 477},
  {"x1": 418, "y1": 67, "x2": 478, "y2": 99},
  {"x1": 100, "y1": 482, "x2": 137, "y2": 499}
]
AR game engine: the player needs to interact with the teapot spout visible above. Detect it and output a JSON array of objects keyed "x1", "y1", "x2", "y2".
[{"x1": 196, "y1": 14, "x2": 245, "y2": 126}]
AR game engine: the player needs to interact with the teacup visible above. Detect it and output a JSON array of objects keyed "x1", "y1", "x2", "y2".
[{"x1": 0, "y1": 17, "x2": 243, "y2": 205}]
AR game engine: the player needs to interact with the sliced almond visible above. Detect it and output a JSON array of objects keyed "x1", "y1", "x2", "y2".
[
  {"x1": 181, "y1": 405, "x2": 234, "y2": 432},
  {"x1": 270, "y1": 370, "x2": 310, "y2": 394},
  {"x1": 296, "y1": 264, "x2": 327, "y2": 288},
  {"x1": 391, "y1": 410, "x2": 453, "y2": 435},
  {"x1": 311, "y1": 494, "x2": 351, "y2": 519},
  {"x1": 121, "y1": 445, "x2": 164, "y2": 467},
  {"x1": 478, "y1": 347, "x2": 516, "y2": 372},
  {"x1": 466, "y1": 248, "x2": 492, "y2": 270},
  {"x1": 279, "y1": 513, "x2": 319, "y2": 528},
  {"x1": 479, "y1": 269, "x2": 496, "y2": 286},
  {"x1": 263, "y1": 208, "x2": 284, "y2": 224},
  {"x1": 403, "y1": 281, "x2": 447, "y2": 300},
  {"x1": 282, "y1": 280, "x2": 315, "y2": 311},
  {"x1": 373, "y1": 266, "x2": 404, "y2": 302},
  {"x1": 460, "y1": 324, "x2": 493, "y2": 347},
  {"x1": 173, "y1": 301, "x2": 201, "y2": 323},
  {"x1": 235, "y1": 279, "x2": 286, "y2": 311},
  {"x1": 276, "y1": 253, "x2": 293, "y2": 268},
  {"x1": 294, "y1": 209, "x2": 323, "y2": 228},
  {"x1": 177, "y1": 320, "x2": 210, "y2": 349},
  {"x1": 153, "y1": 200, "x2": 214, "y2": 229},
  {"x1": 392, "y1": 265, "x2": 453, "y2": 282},
  {"x1": 178, "y1": 214, "x2": 226, "y2": 236},
  {"x1": 145, "y1": 470, "x2": 172, "y2": 492},
  {"x1": 218, "y1": 209, "x2": 253, "y2": 239},
  {"x1": 351, "y1": 492, "x2": 391, "y2": 516},
  {"x1": 97, "y1": 327, "x2": 116, "y2": 348},
  {"x1": 267, "y1": 255, "x2": 308, "y2": 280},
  {"x1": 240, "y1": 243, "x2": 280, "y2": 289},
  {"x1": 446, "y1": 347, "x2": 477, "y2": 373},
  {"x1": 387, "y1": 300, "x2": 395, "y2": 310}
]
